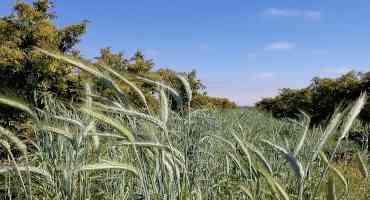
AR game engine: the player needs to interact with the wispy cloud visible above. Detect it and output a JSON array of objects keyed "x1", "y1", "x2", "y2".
[
  {"x1": 264, "y1": 41, "x2": 295, "y2": 51},
  {"x1": 263, "y1": 8, "x2": 321, "y2": 20}
]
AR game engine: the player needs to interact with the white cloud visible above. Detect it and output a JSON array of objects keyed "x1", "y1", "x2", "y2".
[
  {"x1": 263, "y1": 8, "x2": 321, "y2": 20},
  {"x1": 264, "y1": 41, "x2": 295, "y2": 51}
]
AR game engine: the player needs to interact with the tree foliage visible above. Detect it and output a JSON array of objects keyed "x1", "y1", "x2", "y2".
[
  {"x1": 94, "y1": 48, "x2": 236, "y2": 110},
  {"x1": 0, "y1": 0, "x2": 88, "y2": 130},
  {"x1": 0, "y1": 0, "x2": 86, "y2": 102},
  {"x1": 256, "y1": 71, "x2": 370, "y2": 123}
]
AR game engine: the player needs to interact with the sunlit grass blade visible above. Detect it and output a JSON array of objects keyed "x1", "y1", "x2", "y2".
[
  {"x1": 0, "y1": 126, "x2": 27, "y2": 155},
  {"x1": 244, "y1": 141, "x2": 273, "y2": 174},
  {"x1": 227, "y1": 152, "x2": 249, "y2": 179},
  {"x1": 258, "y1": 166, "x2": 290, "y2": 200},
  {"x1": 231, "y1": 132, "x2": 253, "y2": 173},
  {"x1": 354, "y1": 152, "x2": 368, "y2": 178},
  {"x1": 0, "y1": 165, "x2": 52, "y2": 182},
  {"x1": 339, "y1": 93, "x2": 367, "y2": 140},
  {"x1": 327, "y1": 175, "x2": 337, "y2": 200},
  {"x1": 76, "y1": 160, "x2": 138, "y2": 176},
  {"x1": 319, "y1": 151, "x2": 348, "y2": 193},
  {"x1": 239, "y1": 185, "x2": 254, "y2": 199},
  {"x1": 160, "y1": 88, "x2": 169, "y2": 124},
  {"x1": 262, "y1": 139, "x2": 304, "y2": 179},
  {"x1": 118, "y1": 142, "x2": 170, "y2": 149},
  {"x1": 0, "y1": 96, "x2": 37, "y2": 120},
  {"x1": 35, "y1": 48, "x2": 127, "y2": 100},
  {"x1": 88, "y1": 132, "x2": 126, "y2": 140},
  {"x1": 41, "y1": 125, "x2": 73, "y2": 140},
  {"x1": 176, "y1": 74, "x2": 192, "y2": 105},
  {"x1": 136, "y1": 76, "x2": 182, "y2": 105},
  {"x1": 98, "y1": 64, "x2": 149, "y2": 111},
  {"x1": 81, "y1": 107, "x2": 135, "y2": 141},
  {"x1": 314, "y1": 112, "x2": 342, "y2": 158},
  {"x1": 293, "y1": 111, "x2": 310, "y2": 156},
  {"x1": 0, "y1": 139, "x2": 27, "y2": 196},
  {"x1": 92, "y1": 102, "x2": 166, "y2": 131},
  {"x1": 52, "y1": 115, "x2": 84, "y2": 128},
  {"x1": 35, "y1": 47, "x2": 106, "y2": 79}
]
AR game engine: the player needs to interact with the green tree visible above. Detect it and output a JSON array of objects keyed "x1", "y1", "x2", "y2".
[
  {"x1": 0, "y1": 0, "x2": 87, "y2": 132},
  {"x1": 256, "y1": 88, "x2": 312, "y2": 119},
  {"x1": 310, "y1": 71, "x2": 361, "y2": 122},
  {"x1": 0, "y1": 0, "x2": 86, "y2": 103},
  {"x1": 95, "y1": 47, "x2": 128, "y2": 73},
  {"x1": 187, "y1": 69, "x2": 206, "y2": 96},
  {"x1": 256, "y1": 71, "x2": 369, "y2": 123},
  {"x1": 127, "y1": 50, "x2": 154, "y2": 74}
]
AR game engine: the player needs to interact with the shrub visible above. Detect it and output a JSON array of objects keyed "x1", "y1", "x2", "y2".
[{"x1": 257, "y1": 71, "x2": 370, "y2": 124}]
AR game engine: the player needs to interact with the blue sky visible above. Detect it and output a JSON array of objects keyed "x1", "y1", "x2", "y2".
[{"x1": 1, "y1": 0, "x2": 370, "y2": 105}]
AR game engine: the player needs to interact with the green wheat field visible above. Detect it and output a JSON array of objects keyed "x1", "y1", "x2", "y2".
[
  {"x1": 0, "y1": 50, "x2": 368, "y2": 199},
  {"x1": 0, "y1": 1, "x2": 369, "y2": 200}
]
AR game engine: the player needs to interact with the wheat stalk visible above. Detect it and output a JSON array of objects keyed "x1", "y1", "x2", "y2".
[
  {"x1": 0, "y1": 126, "x2": 27, "y2": 155},
  {"x1": 354, "y1": 152, "x2": 368, "y2": 178},
  {"x1": 76, "y1": 160, "x2": 138, "y2": 176},
  {"x1": 0, "y1": 96, "x2": 37, "y2": 120},
  {"x1": 81, "y1": 107, "x2": 135, "y2": 142}
]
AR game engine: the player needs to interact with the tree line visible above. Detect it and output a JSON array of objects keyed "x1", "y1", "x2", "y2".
[{"x1": 256, "y1": 71, "x2": 370, "y2": 124}]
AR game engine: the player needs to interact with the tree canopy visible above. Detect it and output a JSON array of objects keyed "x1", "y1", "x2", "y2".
[
  {"x1": 0, "y1": 0, "x2": 87, "y2": 102},
  {"x1": 256, "y1": 71, "x2": 370, "y2": 123}
]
